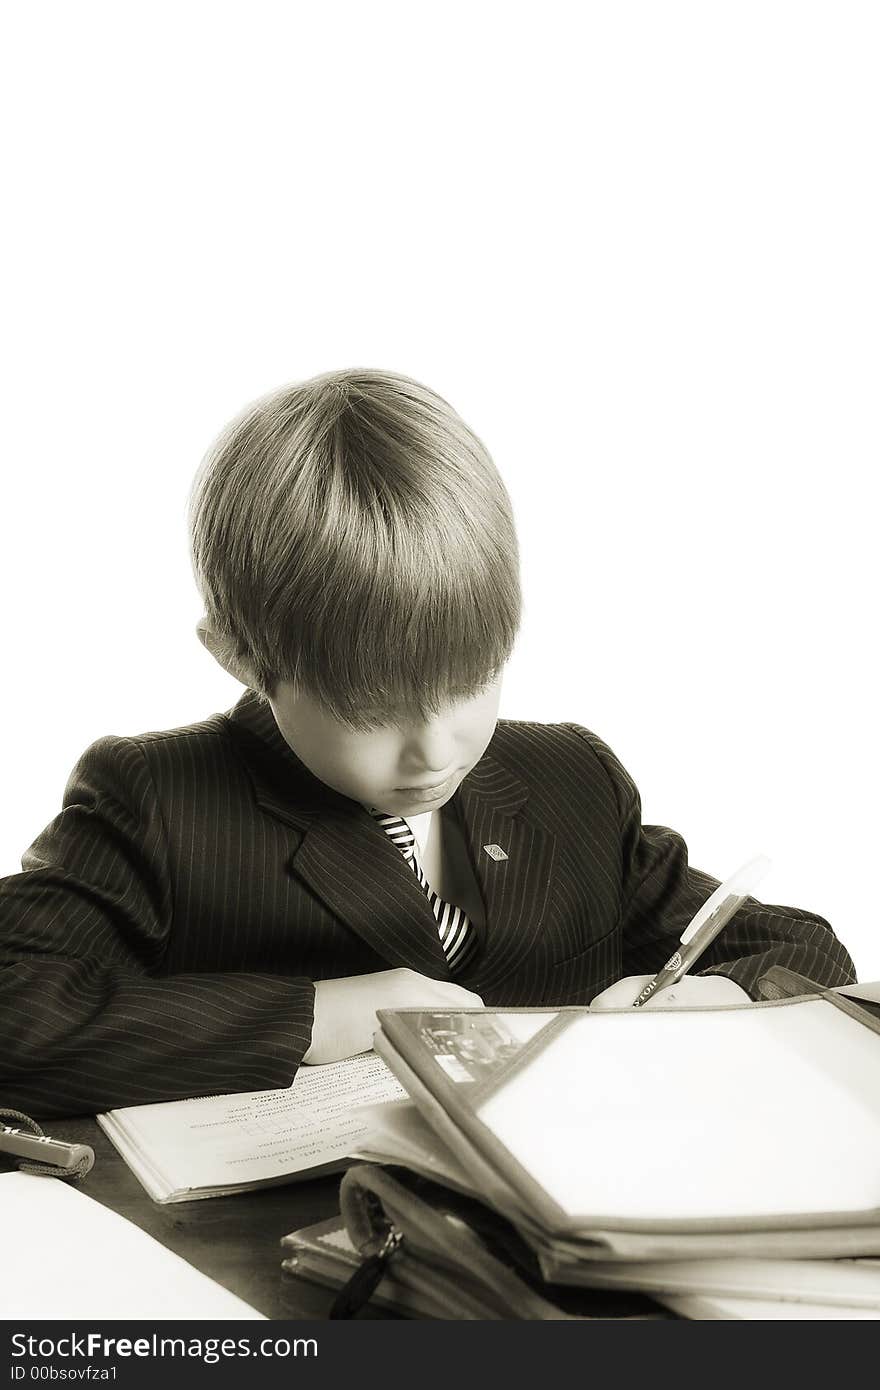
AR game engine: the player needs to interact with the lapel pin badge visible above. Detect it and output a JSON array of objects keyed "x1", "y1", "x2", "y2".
[{"x1": 482, "y1": 844, "x2": 508, "y2": 862}]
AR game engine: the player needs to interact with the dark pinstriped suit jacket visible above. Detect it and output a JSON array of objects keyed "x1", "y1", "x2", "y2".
[{"x1": 0, "y1": 691, "x2": 856, "y2": 1118}]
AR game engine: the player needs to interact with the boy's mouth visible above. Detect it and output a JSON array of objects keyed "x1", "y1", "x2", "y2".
[{"x1": 395, "y1": 772, "x2": 458, "y2": 800}]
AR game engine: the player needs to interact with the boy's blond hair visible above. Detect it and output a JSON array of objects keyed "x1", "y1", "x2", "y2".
[{"x1": 189, "y1": 369, "x2": 520, "y2": 726}]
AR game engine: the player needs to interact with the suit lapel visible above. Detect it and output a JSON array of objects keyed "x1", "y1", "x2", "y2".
[
  {"x1": 292, "y1": 814, "x2": 453, "y2": 978},
  {"x1": 226, "y1": 691, "x2": 452, "y2": 978},
  {"x1": 453, "y1": 757, "x2": 556, "y2": 993}
]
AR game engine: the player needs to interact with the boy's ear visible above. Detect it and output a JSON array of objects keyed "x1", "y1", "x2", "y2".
[{"x1": 196, "y1": 616, "x2": 257, "y2": 688}]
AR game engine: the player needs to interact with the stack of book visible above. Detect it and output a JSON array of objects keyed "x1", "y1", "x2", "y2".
[{"x1": 283, "y1": 985, "x2": 880, "y2": 1319}]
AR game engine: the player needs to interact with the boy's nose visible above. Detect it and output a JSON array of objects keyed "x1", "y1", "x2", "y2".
[{"x1": 399, "y1": 721, "x2": 457, "y2": 779}]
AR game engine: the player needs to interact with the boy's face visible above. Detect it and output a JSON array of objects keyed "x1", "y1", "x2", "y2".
[{"x1": 269, "y1": 674, "x2": 504, "y2": 815}]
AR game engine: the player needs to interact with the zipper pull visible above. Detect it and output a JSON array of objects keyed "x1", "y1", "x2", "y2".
[{"x1": 329, "y1": 1227, "x2": 403, "y2": 1319}]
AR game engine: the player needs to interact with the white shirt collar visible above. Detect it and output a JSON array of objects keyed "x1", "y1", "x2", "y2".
[{"x1": 404, "y1": 810, "x2": 433, "y2": 856}]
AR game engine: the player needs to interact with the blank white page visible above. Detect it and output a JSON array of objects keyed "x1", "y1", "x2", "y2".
[
  {"x1": 0, "y1": 1172, "x2": 264, "y2": 1318},
  {"x1": 476, "y1": 1001, "x2": 880, "y2": 1221}
]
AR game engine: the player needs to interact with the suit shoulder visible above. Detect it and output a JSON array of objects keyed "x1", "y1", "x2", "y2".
[
  {"x1": 69, "y1": 711, "x2": 237, "y2": 784},
  {"x1": 131, "y1": 710, "x2": 231, "y2": 747},
  {"x1": 490, "y1": 719, "x2": 636, "y2": 805},
  {"x1": 492, "y1": 718, "x2": 606, "y2": 761}
]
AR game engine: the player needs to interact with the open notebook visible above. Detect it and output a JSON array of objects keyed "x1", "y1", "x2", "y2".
[{"x1": 98, "y1": 1051, "x2": 406, "y2": 1202}]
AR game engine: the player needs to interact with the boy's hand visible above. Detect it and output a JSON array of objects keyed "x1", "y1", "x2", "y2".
[
  {"x1": 590, "y1": 974, "x2": 751, "y2": 1010},
  {"x1": 302, "y1": 968, "x2": 484, "y2": 1065}
]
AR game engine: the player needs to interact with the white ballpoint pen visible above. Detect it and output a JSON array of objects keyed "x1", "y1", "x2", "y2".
[{"x1": 632, "y1": 855, "x2": 773, "y2": 1008}]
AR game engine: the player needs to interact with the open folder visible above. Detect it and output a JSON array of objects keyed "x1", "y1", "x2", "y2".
[{"x1": 371, "y1": 990, "x2": 880, "y2": 1261}]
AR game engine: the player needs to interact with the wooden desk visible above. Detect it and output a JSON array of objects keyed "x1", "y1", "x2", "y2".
[{"x1": 48, "y1": 1116, "x2": 373, "y2": 1319}]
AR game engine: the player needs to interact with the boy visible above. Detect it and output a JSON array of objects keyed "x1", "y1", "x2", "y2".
[{"x1": 0, "y1": 370, "x2": 856, "y2": 1118}]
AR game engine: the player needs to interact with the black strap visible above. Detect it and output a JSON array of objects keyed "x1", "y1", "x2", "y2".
[{"x1": 329, "y1": 1228, "x2": 403, "y2": 1319}]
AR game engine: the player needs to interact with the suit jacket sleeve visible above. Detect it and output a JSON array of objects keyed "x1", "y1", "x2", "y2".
[
  {"x1": 569, "y1": 725, "x2": 857, "y2": 997},
  {"x1": 0, "y1": 736, "x2": 315, "y2": 1118}
]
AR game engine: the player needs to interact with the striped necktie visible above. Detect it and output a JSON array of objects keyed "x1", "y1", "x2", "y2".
[{"x1": 369, "y1": 811, "x2": 475, "y2": 972}]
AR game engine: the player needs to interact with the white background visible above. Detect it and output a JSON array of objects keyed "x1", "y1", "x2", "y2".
[{"x1": 2, "y1": 3, "x2": 877, "y2": 978}]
